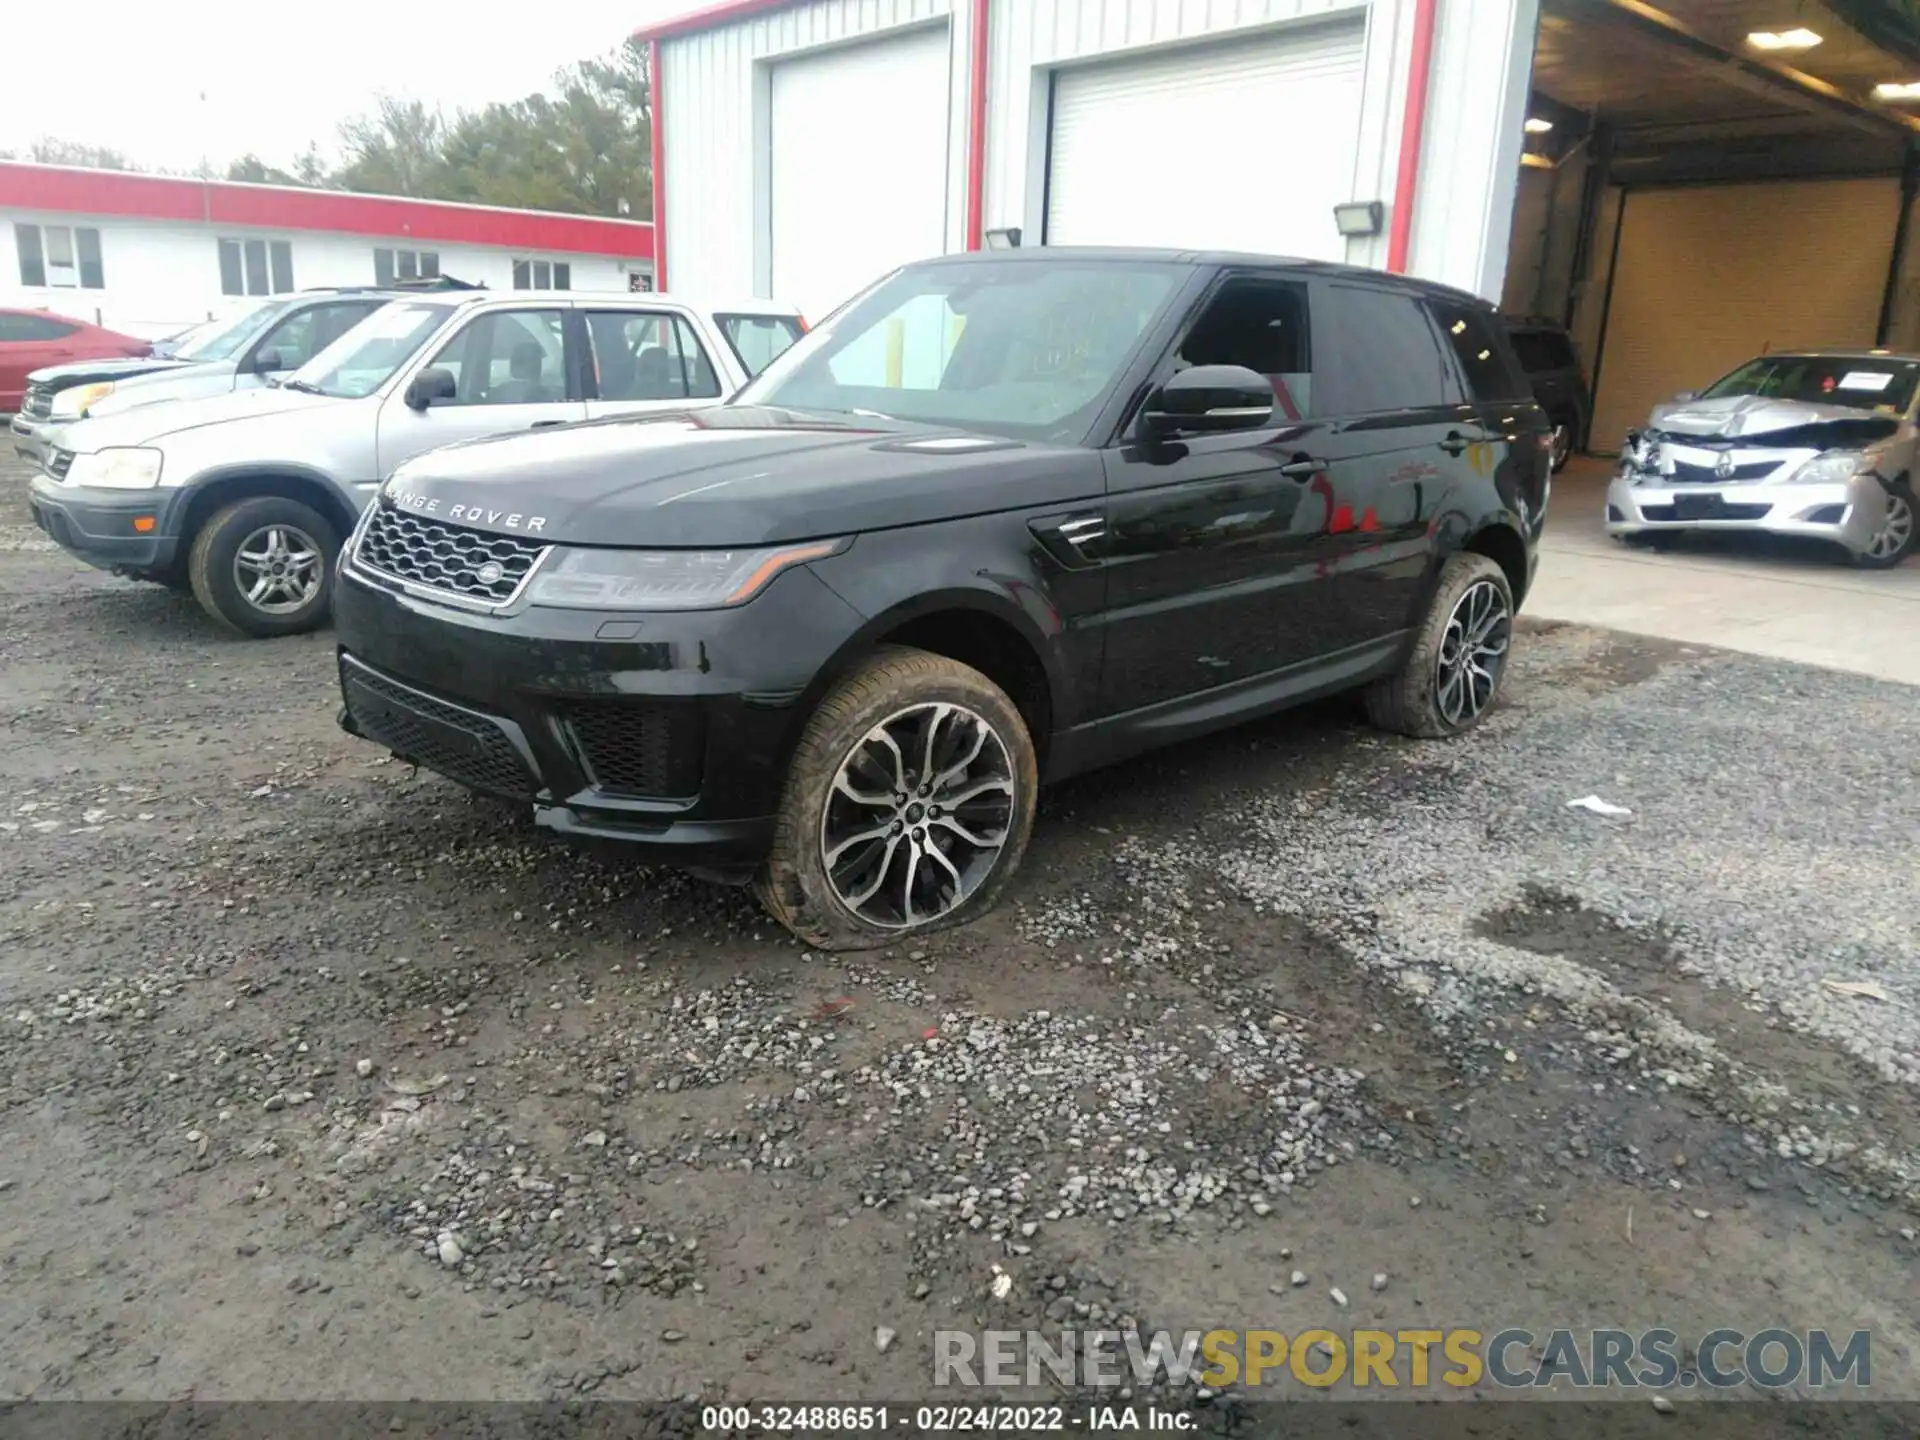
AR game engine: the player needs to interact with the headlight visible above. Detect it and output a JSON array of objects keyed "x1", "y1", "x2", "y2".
[
  {"x1": 51, "y1": 382, "x2": 114, "y2": 419},
  {"x1": 524, "y1": 539, "x2": 847, "y2": 611},
  {"x1": 1787, "y1": 451, "x2": 1866, "y2": 486},
  {"x1": 65, "y1": 447, "x2": 164, "y2": 490}
]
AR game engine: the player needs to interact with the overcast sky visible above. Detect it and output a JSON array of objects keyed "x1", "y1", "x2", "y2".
[{"x1": 2, "y1": 0, "x2": 695, "y2": 175}]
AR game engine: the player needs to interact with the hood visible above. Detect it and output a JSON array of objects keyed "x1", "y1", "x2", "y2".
[
  {"x1": 85, "y1": 360, "x2": 243, "y2": 416},
  {"x1": 62, "y1": 385, "x2": 344, "y2": 450},
  {"x1": 1649, "y1": 393, "x2": 1900, "y2": 449},
  {"x1": 26, "y1": 357, "x2": 189, "y2": 391},
  {"x1": 380, "y1": 406, "x2": 1104, "y2": 548}
]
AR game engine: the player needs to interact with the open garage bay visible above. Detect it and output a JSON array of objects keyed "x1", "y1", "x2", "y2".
[{"x1": 2, "y1": 452, "x2": 1916, "y2": 1407}]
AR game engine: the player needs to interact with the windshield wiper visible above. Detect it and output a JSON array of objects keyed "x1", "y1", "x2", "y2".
[{"x1": 279, "y1": 379, "x2": 326, "y2": 395}]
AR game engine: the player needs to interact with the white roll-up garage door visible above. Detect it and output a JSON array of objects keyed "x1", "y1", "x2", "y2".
[
  {"x1": 1588, "y1": 177, "x2": 1902, "y2": 451},
  {"x1": 1045, "y1": 20, "x2": 1365, "y2": 260},
  {"x1": 770, "y1": 24, "x2": 951, "y2": 323}
]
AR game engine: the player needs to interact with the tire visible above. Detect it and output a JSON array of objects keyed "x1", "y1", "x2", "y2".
[
  {"x1": 187, "y1": 496, "x2": 340, "y2": 638},
  {"x1": 1548, "y1": 417, "x2": 1574, "y2": 473},
  {"x1": 1364, "y1": 551, "x2": 1515, "y2": 739},
  {"x1": 1852, "y1": 481, "x2": 1915, "y2": 570},
  {"x1": 755, "y1": 646, "x2": 1039, "y2": 951}
]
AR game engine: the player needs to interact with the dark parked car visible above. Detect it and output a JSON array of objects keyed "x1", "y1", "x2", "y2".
[
  {"x1": 333, "y1": 249, "x2": 1550, "y2": 949},
  {"x1": 1504, "y1": 315, "x2": 1588, "y2": 472},
  {"x1": 1, "y1": 309, "x2": 149, "y2": 415}
]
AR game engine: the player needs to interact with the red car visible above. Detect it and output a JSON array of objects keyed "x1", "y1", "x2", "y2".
[{"x1": 0, "y1": 309, "x2": 150, "y2": 414}]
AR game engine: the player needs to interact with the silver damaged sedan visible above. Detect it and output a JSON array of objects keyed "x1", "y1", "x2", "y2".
[{"x1": 1607, "y1": 350, "x2": 1918, "y2": 568}]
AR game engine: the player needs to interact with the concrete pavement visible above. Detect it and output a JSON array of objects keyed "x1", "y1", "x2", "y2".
[{"x1": 1527, "y1": 458, "x2": 1920, "y2": 685}]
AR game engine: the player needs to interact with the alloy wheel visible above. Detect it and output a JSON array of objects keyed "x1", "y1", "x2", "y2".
[
  {"x1": 819, "y1": 701, "x2": 1016, "y2": 930},
  {"x1": 1864, "y1": 491, "x2": 1914, "y2": 563},
  {"x1": 1435, "y1": 579, "x2": 1511, "y2": 727},
  {"x1": 233, "y1": 524, "x2": 325, "y2": 615},
  {"x1": 1550, "y1": 422, "x2": 1571, "y2": 471}
]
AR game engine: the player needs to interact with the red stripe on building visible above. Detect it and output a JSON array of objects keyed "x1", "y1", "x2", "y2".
[{"x1": 0, "y1": 162, "x2": 652, "y2": 259}]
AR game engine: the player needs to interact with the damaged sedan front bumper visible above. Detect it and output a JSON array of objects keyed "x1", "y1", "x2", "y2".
[{"x1": 1605, "y1": 445, "x2": 1892, "y2": 557}]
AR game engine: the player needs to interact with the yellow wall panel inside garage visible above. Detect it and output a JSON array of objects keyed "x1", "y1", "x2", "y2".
[{"x1": 1588, "y1": 177, "x2": 1901, "y2": 452}]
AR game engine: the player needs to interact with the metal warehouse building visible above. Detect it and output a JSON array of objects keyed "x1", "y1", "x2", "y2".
[
  {"x1": 642, "y1": 0, "x2": 1535, "y2": 320},
  {"x1": 2, "y1": 162, "x2": 656, "y2": 340},
  {"x1": 642, "y1": 0, "x2": 1920, "y2": 458}
]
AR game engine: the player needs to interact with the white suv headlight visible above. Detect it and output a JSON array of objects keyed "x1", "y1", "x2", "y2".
[
  {"x1": 51, "y1": 382, "x2": 114, "y2": 420},
  {"x1": 66, "y1": 447, "x2": 164, "y2": 490},
  {"x1": 1787, "y1": 451, "x2": 1866, "y2": 486}
]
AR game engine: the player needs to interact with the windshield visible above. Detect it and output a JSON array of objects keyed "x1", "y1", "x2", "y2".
[
  {"x1": 733, "y1": 259, "x2": 1184, "y2": 441},
  {"x1": 716, "y1": 313, "x2": 804, "y2": 377},
  {"x1": 1701, "y1": 355, "x2": 1920, "y2": 415},
  {"x1": 284, "y1": 301, "x2": 454, "y2": 399},
  {"x1": 172, "y1": 300, "x2": 291, "y2": 361}
]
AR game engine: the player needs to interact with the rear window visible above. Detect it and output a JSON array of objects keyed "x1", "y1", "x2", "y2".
[
  {"x1": 716, "y1": 313, "x2": 803, "y2": 376},
  {"x1": 1429, "y1": 300, "x2": 1529, "y2": 403},
  {"x1": 1507, "y1": 327, "x2": 1577, "y2": 375}
]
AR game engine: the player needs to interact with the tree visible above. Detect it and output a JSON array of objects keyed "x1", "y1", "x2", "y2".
[
  {"x1": 333, "y1": 38, "x2": 652, "y2": 219},
  {"x1": 226, "y1": 153, "x2": 304, "y2": 186},
  {"x1": 334, "y1": 96, "x2": 448, "y2": 197},
  {"x1": 18, "y1": 137, "x2": 140, "y2": 171}
]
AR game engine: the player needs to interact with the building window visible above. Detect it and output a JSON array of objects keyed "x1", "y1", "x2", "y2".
[
  {"x1": 511, "y1": 258, "x2": 571, "y2": 291},
  {"x1": 375, "y1": 247, "x2": 440, "y2": 286},
  {"x1": 218, "y1": 237, "x2": 296, "y2": 297},
  {"x1": 15, "y1": 223, "x2": 105, "y2": 289}
]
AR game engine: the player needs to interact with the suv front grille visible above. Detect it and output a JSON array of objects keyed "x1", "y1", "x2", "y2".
[
  {"x1": 22, "y1": 387, "x2": 53, "y2": 422},
  {"x1": 562, "y1": 701, "x2": 704, "y2": 798},
  {"x1": 45, "y1": 449, "x2": 73, "y2": 482},
  {"x1": 354, "y1": 502, "x2": 549, "y2": 605},
  {"x1": 339, "y1": 657, "x2": 538, "y2": 801}
]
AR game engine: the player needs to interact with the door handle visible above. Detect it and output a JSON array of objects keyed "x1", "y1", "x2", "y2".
[
  {"x1": 1438, "y1": 431, "x2": 1474, "y2": 456},
  {"x1": 1278, "y1": 458, "x2": 1323, "y2": 479},
  {"x1": 530, "y1": 419, "x2": 565, "y2": 428}
]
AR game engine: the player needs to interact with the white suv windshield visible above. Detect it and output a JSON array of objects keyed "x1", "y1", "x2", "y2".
[
  {"x1": 284, "y1": 302, "x2": 455, "y2": 399},
  {"x1": 734, "y1": 260, "x2": 1182, "y2": 441},
  {"x1": 175, "y1": 300, "x2": 290, "y2": 362}
]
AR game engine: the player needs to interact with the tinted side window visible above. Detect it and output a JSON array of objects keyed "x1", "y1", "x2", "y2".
[
  {"x1": 1316, "y1": 284, "x2": 1451, "y2": 415},
  {"x1": 1175, "y1": 277, "x2": 1313, "y2": 416},
  {"x1": 1429, "y1": 300, "x2": 1527, "y2": 403}
]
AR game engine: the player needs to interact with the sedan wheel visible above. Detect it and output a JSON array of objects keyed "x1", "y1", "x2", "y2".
[{"x1": 1856, "y1": 485, "x2": 1915, "y2": 569}]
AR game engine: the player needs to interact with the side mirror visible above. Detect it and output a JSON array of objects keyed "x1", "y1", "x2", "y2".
[
  {"x1": 405, "y1": 366, "x2": 458, "y2": 411},
  {"x1": 1672, "y1": 390, "x2": 1698, "y2": 403},
  {"x1": 253, "y1": 348, "x2": 286, "y2": 374},
  {"x1": 1140, "y1": 365, "x2": 1276, "y2": 439}
]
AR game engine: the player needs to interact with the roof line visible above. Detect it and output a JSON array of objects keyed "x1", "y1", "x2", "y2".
[
  {"x1": 0, "y1": 160, "x2": 655, "y2": 230},
  {"x1": 632, "y1": 0, "x2": 804, "y2": 44}
]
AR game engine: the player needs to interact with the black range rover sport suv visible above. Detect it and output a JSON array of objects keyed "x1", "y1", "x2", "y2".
[{"x1": 334, "y1": 249, "x2": 1549, "y2": 950}]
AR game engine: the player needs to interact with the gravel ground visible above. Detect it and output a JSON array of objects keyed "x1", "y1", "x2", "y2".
[{"x1": 2, "y1": 451, "x2": 1917, "y2": 1416}]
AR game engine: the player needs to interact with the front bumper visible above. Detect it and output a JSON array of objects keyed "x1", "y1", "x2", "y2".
[
  {"x1": 10, "y1": 414, "x2": 58, "y2": 469},
  {"x1": 1604, "y1": 468, "x2": 1890, "y2": 555},
  {"x1": 333, "y1": 557, "x2": 867, "y2": 879},
  {"x1": 27, "y1": 473, "x2": 187, "y2": 572}
]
